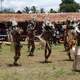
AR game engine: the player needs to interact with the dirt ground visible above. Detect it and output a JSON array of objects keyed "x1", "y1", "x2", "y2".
[{"x1": 0, "y1": 43, "x2": 80, "y2": 80}]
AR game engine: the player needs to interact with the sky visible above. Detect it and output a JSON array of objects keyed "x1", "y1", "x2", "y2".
[{"x1": 1, "y1": 0, "x2": 80, "y2": 11}]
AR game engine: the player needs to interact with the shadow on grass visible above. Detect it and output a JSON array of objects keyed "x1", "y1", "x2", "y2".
[
  {"x1": 72, "y1": 69, "x2": 80, "y2": 73},
  {"x1": 62, "y1": 59, "x2": 74, "y2": 62},
  {"x1": 39, "y1": 61, "x2": 52, "y2": 64},
  {"x1": 7, "y1": 63, "x2": 22, "y2": 67}
]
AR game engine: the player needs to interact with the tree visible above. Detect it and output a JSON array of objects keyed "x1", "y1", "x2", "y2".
[
  {"x1": 49, "y1": 8, "x2": 57, "y2": 13},
  {"x1": 0, "y1": 0, "x2": 4, "y2": 12},
  {"x1": 31, "y1": 6, "x2": 37, "y2": 13},
  {"x1": 23, "y1": 6, "x2": 30, "y2": 13},
  {"x1": 59, "y1": 0, "x2": 80, "y2": 12},
  {"x1": 2, "y1": 8, "x2": 15, "y2": 13},
  {"x1": 16, "y1": 10, "x2": 22, "y2": 14},
  {"x1": 61, "y1": 0, "x2": 74, "y2": 3},
  {"x1": 40, "y1": 8, "x2": 45, "y2": 13}
]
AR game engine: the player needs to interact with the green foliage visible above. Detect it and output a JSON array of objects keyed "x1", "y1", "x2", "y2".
[
  {"x1": 49, "y1": 8, "x2": 57, "y2": 13},
  {"x1": 23, "y1": 6, "x2": 30, "y2": 13},
  {"x1": 31, "y1": 6, "x2": 37, "y2": 13},
  {"x1": 16, "y1": 10, "x2": 22, "y2": 14},
  {"x1": 59, "y1": 0, "x2": 80, "y2": 12},
  {"x1": 40, "y1": 8, "x2": 45, "y2": 13},
  {"x1": 61, "y1": 0, "x2": 74, "y2": 4},
  {"x1": 2, "y1": 8, "x2": 15, "y2": 13}
]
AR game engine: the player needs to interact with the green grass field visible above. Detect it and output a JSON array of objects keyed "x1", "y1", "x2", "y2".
[{"x1": 0, "y1": 43, "x2": 80, "y2": 80}]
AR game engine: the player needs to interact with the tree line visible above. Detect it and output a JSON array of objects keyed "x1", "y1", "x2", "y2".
[
  {"x1": 0, "y1": 0, "x2": 80, "y2": 13},
  {"x1": 0, "y1": 6, "x2": 57, "y2": 13}
]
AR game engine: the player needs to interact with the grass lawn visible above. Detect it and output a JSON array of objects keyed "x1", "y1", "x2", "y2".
[{"x1": 0, "y1": 43, "x2": 80, "y2": 80}]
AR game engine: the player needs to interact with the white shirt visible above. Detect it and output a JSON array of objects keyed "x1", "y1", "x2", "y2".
[
  {"x1": 75, "y1": 27, "x2": 80, "y2": 33},
  {"x1": 12, "y1": 20, "x2": 18, "y2": 26},
  {"x1": 73, "y1": 23, "x2": 78, "y2": 28}
]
